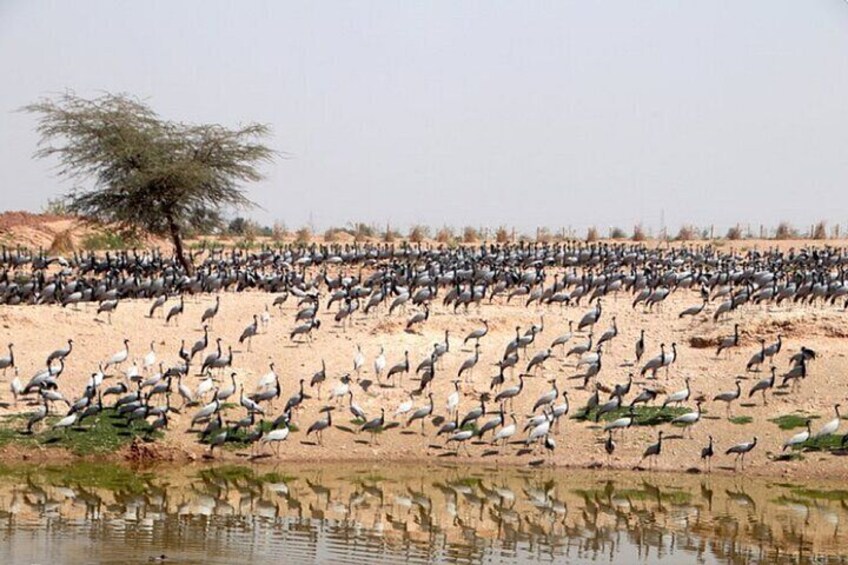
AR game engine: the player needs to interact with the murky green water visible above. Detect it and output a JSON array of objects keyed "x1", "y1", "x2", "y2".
[{"x1": 1, "y1": 462, "x2": 847, "y2": 564}]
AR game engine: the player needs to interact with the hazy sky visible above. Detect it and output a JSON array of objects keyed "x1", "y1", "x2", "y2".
[{"x1": 2, "y1": 1, "x2": 848, "y2": 234}]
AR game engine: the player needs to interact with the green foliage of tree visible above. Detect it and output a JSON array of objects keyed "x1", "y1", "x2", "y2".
[{"x1": 23, "y1": 92, "x2": 274, "y2": 272}]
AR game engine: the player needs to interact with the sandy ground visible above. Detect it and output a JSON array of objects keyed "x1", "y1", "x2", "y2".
[{"x1": 1, "y1": 266, "x2": 847, "y2": 482}]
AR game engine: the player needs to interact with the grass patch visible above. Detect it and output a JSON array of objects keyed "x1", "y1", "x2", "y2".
[
  {"x1": 797, "y1": 434, "x2": 845, "y2": 453},
  {"x1": 575, "y1": 405, "x2": 689, "y2": 426},
  {"x1": 789, "y1": 488, "x2": 848, "y2": 501},
  {"x1": 0, "y1": 409, "x2": 162, "y2": 455},
  {"x1": 0, "y1": 461, "x2": 152, "y2": 494},
  {"x1": 81, "y1": 230, "x2": 139, "y2": 251},
  {"x1": 769, "y1": 413, "x2": 820, "y2": 430},
  {"x1": 729, "y1": 415, "x2": 753, "y2": 425}
]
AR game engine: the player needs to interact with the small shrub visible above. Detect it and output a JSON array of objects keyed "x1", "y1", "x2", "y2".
[
  {"x1": 49, "y1": 229, "x2": 74, "y2": 254},
  {"x1": 324, "y1": 228, "x2": 339, "y2": 243},
  {"x1": 676, "y1": 225, "x2": 697, "y2": 241},
  {"x1": 383, "y1": 228, "x2": 400, "y2": 243},
  {"x1": 271, "y1": 221, "x2": 288, "y2": 243},
  {"x1": 726, "y1": 225, "x2": 743, "y2": 240},
  {"x1": 610, "y1": 227, "x2": 626, "y2": 239},
  {"x1": 774, "y1": 221, "x2": 796, "y2": 240},
  {"x1": 408, "y1": 225, "x2": 429, "y2": 243},
  {"x1": 586, "y1": 226, "x2": 599, "y2": 242},
  {"x1": 43, "y1": 197, "x2": 69, "y2": 215},
  {"x1": 812, "y1": 221, "x2": 827, "y2": 240},
  {"x1": 495, "y1": 226, "x2": 511, "y2": 243},
  {"x1": 537, "y1": 227, "x2": 553, "y2": 243},
  {"x1": 82, "y1": 230, "x2": 136, "y2": 250},
  {"x1": 295, "y1": 227, "x2": 311, "y2": 245},
  {"x1": 349, "y1": 222, "x2": 375, "y2": 241},
  {"x1": 228, "y1": 217, "x2": 248, "y2": 235},
  {"x1": 436, "y1": 226, "x2": 455, "y2": 244},
  {"x1": 462, "y1": 226, "x2": 480, "y2": 243},
  {"x1": 632, "y1": 225, "x2": 647, "y2": 242}
]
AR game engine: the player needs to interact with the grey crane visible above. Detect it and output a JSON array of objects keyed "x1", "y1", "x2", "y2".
[
  {"x1": 165, "y1": 296, "x2": 184, "y2": 326},
  {"x1": 636, "y1": 431, "x2": 663, "y2": 469},
  {"x1": 46, "y1": 338, "x2": 73, "y2": 366},
  {"x1": 239, "y1": 315, "x2": 259, "y2": 351},
  {"x1": 201, "y1": 296, "x2": 221, "y2": 328},
  {"x1": 725, "y1": 436, "x2": 757, "y2": 469},
  {"x1": 716, "y1": 324, "x2": 740, "y2": 358},
  {"x1": 746, "y1": 339, "x2": 767, "y2": 372},
  {"x1": 464, "y1": 320, "x2": 489, "y2": 346},
  {"x1": 307, "y1": 407, "x2": 334, "y2": 445},
  {"x1": 406, "y1": 393, "x2": 434, "y2": 434},
  {"x1": 0, "y1": 343, "x2": 13, "y2": 375},
  {"x1": 713, "y1": 378, "x2": 742, "y2": 416}
]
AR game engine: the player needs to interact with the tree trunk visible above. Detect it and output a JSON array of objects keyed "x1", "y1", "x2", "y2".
[{"x1": 167, "y1": 217, "x2": 193, "y2": 275}]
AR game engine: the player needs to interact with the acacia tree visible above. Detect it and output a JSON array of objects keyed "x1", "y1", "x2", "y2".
[{"x1": 24, "y1": 92, "x2": 274, "y2": 273}]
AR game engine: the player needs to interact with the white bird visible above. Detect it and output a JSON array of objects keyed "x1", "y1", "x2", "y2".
[
  {"x1": 816, "y1": 404, "x2": 841, "y2": 438},
  {"x1": 604, "y1": 406, "x2": 635, "y2": 432},
  {"x1": 526, "y1": 412, "x2": 552, "y2": 446},
  {"x1": 143, "y1": 342, "x2": 157, "y2": 372},
  {"x1": 353, "y1": 345, "x2": 365, "y2": 375},
  {"x1": 257, "y1": 363, "x2": 278, "y2": 390},
  {"x1": 671, "y1": 401, "x2": 702, "y2": 437},
  {"x1": 10, "y1": 369, "x2": 23, "y2": 403},
  {"x1": 260, "y1": 304, "x2": 272, "y2": 329},
  {"x1": 662, "y1": 377, "x2": 691, "y2": 408},
  {"x1": 125, "y1": 361, "x2": 140, "y2": 383},
  {"x1": 196, "y1": 375, "x2": 214, "y2": 400},
  {"x1": 783, "y1": 420, "x2": 812, "y2": 451},
  {"x1": 492, "y1": 414, "x2": 517, "y2": 445},
  {"x1": 446, "y1": 381, "x2": 460, "y2": 415},
  {"x1": 52, "y1": 413, "x2": 78, "y2": 431},
  {"x1": 374, "y1": 346, "x2": 386, "y2": 381},
  {"x1": 261, "y1": 424, "x2": 290, "y2": 456},
  {"x1": 395, "y1": 393, "x2": 414, "y2": 417},
  {"x1": 104, "y1": 339, "x2": 130, "y2": 369},
  {"x1": 329, "y1": 375, "x2": 352, "y2": 403}
]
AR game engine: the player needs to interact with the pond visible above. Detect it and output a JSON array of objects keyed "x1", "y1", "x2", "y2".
[{"x1": 0, "y1": 462, "x2": 846, "y2": 564}]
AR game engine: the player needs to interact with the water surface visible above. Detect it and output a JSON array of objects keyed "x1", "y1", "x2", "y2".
[{"x1": 1, "y1": 462, "x2": 847, "y2": 564}]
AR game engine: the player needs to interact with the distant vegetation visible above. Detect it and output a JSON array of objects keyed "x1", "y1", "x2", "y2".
[{"x1": 25, "y1": 201, "x2": 848, "y2": 251}]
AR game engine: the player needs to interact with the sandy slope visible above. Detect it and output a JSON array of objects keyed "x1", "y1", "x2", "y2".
[{"x1": 0, "y1": 273, "x2": 846, "y2": 480}]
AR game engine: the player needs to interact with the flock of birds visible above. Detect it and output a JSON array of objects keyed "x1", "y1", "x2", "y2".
[{"x1": 1, "y1": 241, "x2": 847, "y2": 471}]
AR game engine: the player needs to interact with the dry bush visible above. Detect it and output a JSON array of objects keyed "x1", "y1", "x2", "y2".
[
  {"x1": 495, "y1": 226, "x2": 511, "y2": 243},
  {"x1": 436, "y1": 226, "x2": 455, "y2": 244},
  {"x1": 347, "y1": 222, "x2": 375, "y2": 242},
  {"x1": 632, "y1": 224, "x2": 647, "y2": 241},
  {"x1": 271, "y1": 221, "x2": 288, "y2": 243},
  {"x1": 537, "y1": 227, "x2": 553, "y2": 243},
  {"x1": 610, "y1": 227, "x2": 626, "y2": 239},
  {"x1": 727, "y1": 226, "x2": 742, "y2": 241},
  {"x1": 324, "y1": 228, "x2": 339, "y2": 243},
  {"x1": 295, "y1": 227, "x2": 312, "y2": 245},
  {"x1": 408, "y1": 224, "x2": 429, "y2": 243},
  {"x1": 675, "y1": 225, "x2": 697, "y2": 241},
  {"x1": 812, "y1": 221, "x2": 827, "y2": 240},
  {"x1": 462, "y1": 226, "x2": 480, "y2": 243},
  {"x1": 774, "y1": 221, "x2": 796, "y2": 240},
  {"x1": 49, "y1": 229, "x2": 74, "y2": 254},
  {"x1": 585, "y1": 226, "x2": 599, "y2": 242},
  {"x1": 383, "y1": 227, "x2": 400, "y2": 243}
]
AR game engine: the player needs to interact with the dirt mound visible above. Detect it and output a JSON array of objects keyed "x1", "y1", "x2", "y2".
[{"x1": 0, "y1": 211, "x2": 168, "y2": 251}]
